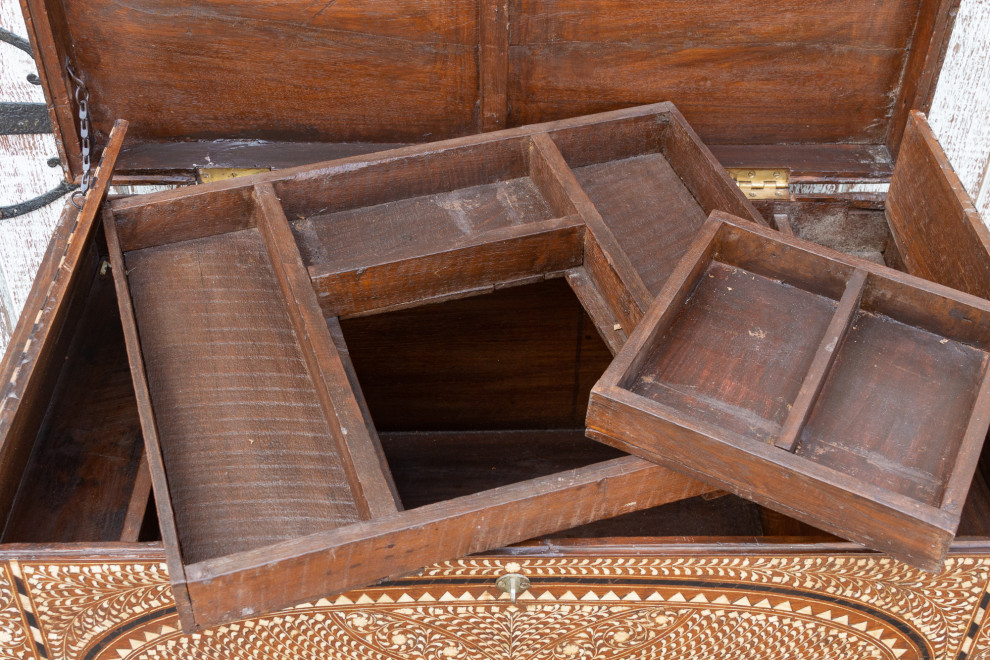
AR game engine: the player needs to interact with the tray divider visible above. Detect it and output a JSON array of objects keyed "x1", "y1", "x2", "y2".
[
  {"x1": 118, "y1": 451, "x2": 153, "y2": 542},
  {"x1": 253, "y1": 182, "x2": 401, "y2": 520},
  {"x1": 775, "y1": 268, "x2": 869, "y2": 452},
  {"x1": 528, "y1": 132, "x2": 653, "y2": 332}
]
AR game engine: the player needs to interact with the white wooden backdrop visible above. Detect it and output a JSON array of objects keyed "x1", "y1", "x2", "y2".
[{"x1": 1, "y1": 0, "x2": 989, "y2": 356}]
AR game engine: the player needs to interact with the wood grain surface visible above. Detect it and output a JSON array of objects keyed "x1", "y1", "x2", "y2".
[{"x1": 124, "y1": 229, "x2": 361, "y2": 563}]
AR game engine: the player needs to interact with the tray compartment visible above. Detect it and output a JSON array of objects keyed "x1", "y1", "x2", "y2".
[
  {"x1": 627, "y1": 262, "x2": 838, "y2": 444},
  {"x1": 547, "y1": 110, "x2": 759, "y2": 296},
  {"x1": 124, "y1": 228, "x2": 362, "y2": 563}
]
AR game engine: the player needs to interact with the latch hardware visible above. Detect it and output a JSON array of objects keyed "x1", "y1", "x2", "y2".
[{"x1": 727, "y1": 168, "x2": 790, "y2": 200}]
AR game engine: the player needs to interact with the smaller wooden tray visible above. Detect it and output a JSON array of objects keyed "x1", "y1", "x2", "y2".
[{"x1": 587, "y1": 211, "x2": 990, "y2": 570}]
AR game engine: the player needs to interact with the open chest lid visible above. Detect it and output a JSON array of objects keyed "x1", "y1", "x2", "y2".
[{"x1": 20, "y1": 0, "x2": 957, "y2": 184}]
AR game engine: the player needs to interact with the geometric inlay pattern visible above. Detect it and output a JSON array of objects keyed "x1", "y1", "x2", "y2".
[{"x1": 0, "y1": 552, "x2": 987, "y2": 659}]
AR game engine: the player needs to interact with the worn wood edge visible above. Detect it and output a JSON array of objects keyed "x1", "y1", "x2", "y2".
[
  {"x1": 940, "y1": 357, "x2": 990, "y2": 514},
  {"x1": 182, "y1": 455, "x2": 711, "y2": 629},
  {"x1": 101, "y1": 207, "x2": 194, "y2": 631},
  {"x1": 709, "y1": 144, "x2": 895, "y2": 182},
  {"x1": 886, "y1": 0, "x2": 961, "y2": 157},
  {"x1": 119, "y1": 452, "x2": 152, "y2": 543},
  {"x1": 774, "y1": 269, "x2": 869, "y2": 452},
  {"x1": 111, "y1": 140, "x2": 900, "y2": 185},
  {"x1": 15, "y1": 536, "x2": 990, "y2": 563},
  {"x1": 253, "y1": 182, "x2": 400, "y2": 519},
  {"x1": 586, "y1": 389, "x2": 955, "y2": 571},
  {"x1": 887, "y1": 111, "x2": 990, "y2": 291},
  {"x1": 17, "y1": 0, "x2": 78, "y2": 177},
  {"x1": 594, "y1": 374, "x2": 955, "y2": 527},
  {"x1": 564, "y1": 268, "x2": 626, "y2": 355}
]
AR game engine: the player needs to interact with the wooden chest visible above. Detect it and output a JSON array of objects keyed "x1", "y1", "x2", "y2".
[{"x1": 4, "y1": 0, "x2": 990, "y2": 657}]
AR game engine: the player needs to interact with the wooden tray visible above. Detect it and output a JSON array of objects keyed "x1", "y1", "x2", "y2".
[
  {"x1": 100, "y1": 104, "x2": 758, "y2": 630},
  {"x1": 587, "y1": 211, "x2": 990, "y2": 571}
]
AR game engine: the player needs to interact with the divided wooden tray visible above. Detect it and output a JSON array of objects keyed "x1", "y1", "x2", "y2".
[
  {"x1": 587, "y1": 212, "x2": 990, "y2": 571},
  {"x1": 100, "y1": 103, "x2": 761, "y2": 630}
]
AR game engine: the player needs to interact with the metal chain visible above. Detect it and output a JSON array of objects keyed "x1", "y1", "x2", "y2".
[{"x1": 65, "y1": 58, "x2": 91, "y2": 209}]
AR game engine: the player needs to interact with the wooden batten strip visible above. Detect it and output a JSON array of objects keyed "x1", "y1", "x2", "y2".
[
  {"x1": 119, "y1": 452, "x2": 153, "y2": 542},
  {"x1": 661, "y1": 108, "x2": 766, "y2": 226},
  {"x1": 102, "y1": 206, "x2": 195, "y2": 631},
  {"x1": 528, "y1": 133, "x2": 653, "y2": 328},
  {"x1": 479, "y1": 0, "x2": 509, "y2": 132},
  {"x1": 775, "y1": 268, "x2": 868, "y2": 452},
  {"x1": 253, "y1": 183, "x2": 400, "y2": 519}
]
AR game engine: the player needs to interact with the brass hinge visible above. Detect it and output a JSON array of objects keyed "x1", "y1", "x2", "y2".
[
  {"x1": 196, "y1": 167, "x2": 271, "y2": 183},
  {"x1": 727, "y1": 168, "x2": 789, "y2": 200}
]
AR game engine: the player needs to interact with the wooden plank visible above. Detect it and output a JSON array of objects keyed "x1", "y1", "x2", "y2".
[
  {"x1": 479, "y1": 0, "x2": 509, "y2": 132},
  {"x1": 325, "y1": 316, "x2": 402, "y2": 509},
  {"x1": 254, "y1": 182, "x2": 399, "y2": 519},
  {"x1": 309, "y1": 216, "x2": 585, "y2": 318},
  {"x1": 661, "y1": 108, "x2": 765, "y2": 226},
  {"x1": 115, "y1": 141, "x2": 897, "y2": 184},
  {"x1": 587, "y1": 387, "x2": 957, "y2": 572},
  {"x1": 121, "y1": 228, "x2": 362, "y2": 564},
  {"x1": 941, "y1": 360, "x2": 990, "y2": 514},
  {"x1": 101, "y1": 206, "x2": 194, "y2": 631},
  {"x1": 886, "y1": 0, "x2": 960, "y2": 157},
  {"x1": 885, "y1": 111, "x2": 990, "y2": 298},
  {"x1": 709, "y1": 144, "x2": 894, "y2": 182},
  {"x1": 508, "y1": 0, "x2": 920, "y2": 144},
  {"x1": 184, "y1": 455, "x2": 712, "y2": 629},
  {"x1": 572, "y1": 153, "x2": 709, "y2": 296},
  {"x1": 775, "y1": 268, "x2": 868, "y2": 452}
]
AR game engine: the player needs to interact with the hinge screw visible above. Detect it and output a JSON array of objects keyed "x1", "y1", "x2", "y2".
[{"x1": 496, "y1": 573, "x2": 530, "y2": 603}]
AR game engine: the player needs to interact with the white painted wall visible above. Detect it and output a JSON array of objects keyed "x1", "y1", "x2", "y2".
[{"x1": 0, "y1": 0, "x2": 989, "y2": 356}]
